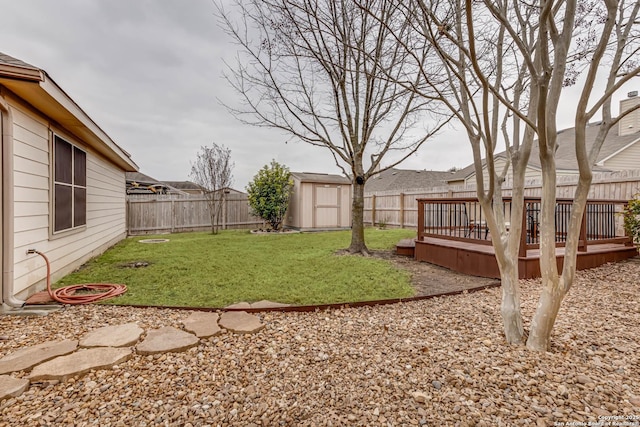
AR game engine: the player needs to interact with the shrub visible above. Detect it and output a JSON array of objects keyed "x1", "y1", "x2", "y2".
[
  {"x1": 622, "y1": 194, "x2": 640, "y2": 247},
  {"x1": 247, "y1": 160, "x2": 293, "y2": 230}
]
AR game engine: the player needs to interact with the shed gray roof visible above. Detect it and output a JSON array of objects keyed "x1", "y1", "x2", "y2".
[
  {"x1": 365, "y1": 168, "x2": 454, "y2": 193},
  {"x1": 291, "y1": 172, "x2": 351, "y2": 184}
]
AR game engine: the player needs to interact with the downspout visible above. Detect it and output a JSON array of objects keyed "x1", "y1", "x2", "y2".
[{"x1": 1, "y1": 93, "x2": 26, "y2": 308}]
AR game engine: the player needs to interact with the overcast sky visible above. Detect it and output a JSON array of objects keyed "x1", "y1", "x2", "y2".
[{"x1": 1, "y1": 0, "x2": 636, "y2": 189}]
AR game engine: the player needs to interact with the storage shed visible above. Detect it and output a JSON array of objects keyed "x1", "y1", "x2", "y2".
[{"x1": 285, "y1": 172, "x2": 352, "y2": 231}]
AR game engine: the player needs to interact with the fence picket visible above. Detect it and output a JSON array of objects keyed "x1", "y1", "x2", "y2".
[{"x1": 126, "y1": 194, "x2": 264, "y2": 234}]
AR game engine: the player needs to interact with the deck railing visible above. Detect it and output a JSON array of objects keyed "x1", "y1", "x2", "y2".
[{"x1": 416, "y1": 197, "x2": 631, "y2": 257}]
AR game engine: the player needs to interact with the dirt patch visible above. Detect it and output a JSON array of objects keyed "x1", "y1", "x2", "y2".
[
  {"x1": 119, "y1": 261, "x2": 151, "y2": 269},
  {"x1": 370, "y1": 250, "x2": 499, "y2": 296}
]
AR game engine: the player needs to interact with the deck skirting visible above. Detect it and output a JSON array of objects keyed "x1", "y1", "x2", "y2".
[{"x1": 413, "y1": 237, "x2": 638, "y2": 279}]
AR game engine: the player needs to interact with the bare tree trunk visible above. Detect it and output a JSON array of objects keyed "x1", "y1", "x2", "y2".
[
  {"x1": 499, "y1": 259, "x2": 525, "y2": 344},
  {"x1": 526, "y1": 277, "x2": 565, "y2": 351},
  {"x1": 348, "y1": 178, "x2": 368, "y2": 254},
  {"x1": 527, "y1": 175, "x2": 591, "y2": 351},
  {"x1": 527, "y1": 155, "x2": 561, "y2": 351}
]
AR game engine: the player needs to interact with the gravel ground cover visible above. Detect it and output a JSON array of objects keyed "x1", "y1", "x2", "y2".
[{"x1": 1, "y1": 258, "x2": 639, "y2": 426}]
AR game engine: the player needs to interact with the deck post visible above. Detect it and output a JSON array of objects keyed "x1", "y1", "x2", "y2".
[
  {"x1": 417, "y1": 200, "x2": 424, "y2": 241},
  {"x1": 579, "y1": 206, "x2": 588, "y2": 252}
]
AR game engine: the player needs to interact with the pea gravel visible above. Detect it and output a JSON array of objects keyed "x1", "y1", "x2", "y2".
[{"x1": 1, "y1": 258, "x2": 639, "y2": 426}]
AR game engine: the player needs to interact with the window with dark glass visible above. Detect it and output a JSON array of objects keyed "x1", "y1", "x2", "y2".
[{"x1": 54, "y1": 135, "x2": 86, "y2": 232}]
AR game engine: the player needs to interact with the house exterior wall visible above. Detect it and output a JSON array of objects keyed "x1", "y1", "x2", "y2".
[
  {"x1": 618, "y1": 96, "x2": 640, "y2": 137},
  {"x1": 9, "y1": 98, "x2": 127, "y2": 298},
  {"x1": 601, "y1": 140, "x2": 640, "y2": 170}
]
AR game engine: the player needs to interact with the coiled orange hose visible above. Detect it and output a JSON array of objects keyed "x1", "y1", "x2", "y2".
[{"x1": 28, "y1": 249, "x2": 127, "y2": 304}]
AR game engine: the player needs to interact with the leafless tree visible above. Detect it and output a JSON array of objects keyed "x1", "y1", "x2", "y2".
[
  {"x1": 190, "y1": 144, "x2": 234, "y2": 234},
  {"x1": 216, "y1": 0, "x2": 449, "y2": 253},
  {"x1": 391, "y1": 0, "x2": 639, "y2": 349}
]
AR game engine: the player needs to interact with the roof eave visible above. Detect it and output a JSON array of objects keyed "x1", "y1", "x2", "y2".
[
  {"x1": 0, "y1": 63, "x2": 43, "y2": 82},
  {"x1": 0, "y1": 71, "x2": 138, "y2": 172}
]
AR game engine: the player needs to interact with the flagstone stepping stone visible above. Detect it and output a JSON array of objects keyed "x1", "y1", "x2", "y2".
[
  {"x1": 181, "y1": 312, "x2": 221, "y2": 338},
  {"x1": 250, "y1": 300, "x2": 291, "y2": 309},
  {"x1": 0, "y1": 340, "x2": 78, "y2": 374},
  {"x1": 225, "y1": 302, "x2": 252, "y2": 309},
  {"x1": 28, "y1": 347, "x2": 133, "y2": 382},
  {"x1": 219, "y1": 311, "x2": 265, "y2": 334},
  {"x1": 136, "y1": 326, "x2": 199, "y2": 355},
  {"x1": 0, "y1": 375, "x2": 29, "y2": 401},
  {"x1": 79, "y1": 323, "x2": 144, "y2": 348}
]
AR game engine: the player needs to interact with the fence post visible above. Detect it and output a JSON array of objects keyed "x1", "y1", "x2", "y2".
[
  {"x1": 400, "y1": 193, "x2": 405, "y2": 228},
  {"x1": 372, "y1": 195, "x2": 377, "y2": 226},
  {"x1": 222, "y1": 192, "x2": 227, "y2": 230},
  {"x1": 171, "y1": 199, "x2": 176, "y2": 233}
]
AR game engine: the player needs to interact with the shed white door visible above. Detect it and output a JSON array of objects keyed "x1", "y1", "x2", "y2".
[{"x1": 313, "y1": 184, "x2": 342, "y2": 228}]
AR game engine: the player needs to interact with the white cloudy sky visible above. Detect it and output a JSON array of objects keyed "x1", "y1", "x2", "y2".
[{"x1": 1, "y1": 0, "x2": 636, "y2": 188}]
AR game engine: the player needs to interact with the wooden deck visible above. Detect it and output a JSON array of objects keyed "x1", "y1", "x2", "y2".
[
  {"x1": 399, "y1": 196, "x2": 639, "y2": 279},
  {"x1": 408, "y1": 237, "x2": 638, "y2": 279}
]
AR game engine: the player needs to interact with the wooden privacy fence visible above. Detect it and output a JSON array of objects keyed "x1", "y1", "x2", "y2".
[
  {"x1": 126, "y1": 194, "x2": 264, "y2": 235},
  {"x1": 365, "y1": 169, "x2": 640, "y2": 228}
]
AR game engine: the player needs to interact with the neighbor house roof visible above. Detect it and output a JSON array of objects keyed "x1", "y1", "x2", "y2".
[
  {"x1": 449, "y1": 122, "x2": 640, "y2": 182},
  {"x1": 291, "y1": 172, "x2": 351, "y2": 185},
  {"x1": 366, "y1": 168, "x2": 454, "y2": 193},
  {"x1": 163, "y1": 181, "x2": 206, "y2": 191},
  {"x1": 0, "y1": 51, "x2": 137, "y2": 171}
]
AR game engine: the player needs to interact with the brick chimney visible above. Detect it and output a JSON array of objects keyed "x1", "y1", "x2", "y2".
[{"x1": 619, "y1": 91, "x2": 640, "y2": 136}]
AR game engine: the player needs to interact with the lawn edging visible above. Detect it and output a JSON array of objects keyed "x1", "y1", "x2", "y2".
[{"x1": 109, "y1": 281, "x2": 501, "y2": 313}]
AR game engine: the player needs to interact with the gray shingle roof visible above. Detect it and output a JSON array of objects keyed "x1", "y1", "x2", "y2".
[
  {"x1": 451, "y1": 123, "x2": 640, "y2": 182},
  {"x1": 533, "y1": 123, "x2": 639, "y2": 170},
  {"x1": 365, "y1": 168, "x2": 454, "y2": 193},
  {"x1": 0, "y1": 52, "x2": 39, "y2": 70},
  {"x1": 125, "y1": 172, "x2": 161, "y2": 185},
  {"x1": 163, "y1": 181, "x2": 204, "y2": 191}
]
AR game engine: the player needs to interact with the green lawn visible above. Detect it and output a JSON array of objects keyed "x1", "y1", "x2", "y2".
[{"x1": 56, "y1": 228, "x2": 416, "y2": 307}]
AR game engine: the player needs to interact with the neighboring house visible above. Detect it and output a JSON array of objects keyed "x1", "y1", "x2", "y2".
[
  {"x1": 0, "y1": 52, "x2": 138, "y2": 308},
  {"x1": 162, "y1": 181, "x2": 206, "y2": 196},
  {"x1": 125, "y1": 171, "x2": 171, "y2": 195},
  {"x1": 365, "y1": 167, "x2": 455, "y2": 194},
  {"x1": 285, "y1": 172, "x2": 352, "y2": 230},
  {"x1": 450, "y1": 94, "x2": 640, "y2": 187}
]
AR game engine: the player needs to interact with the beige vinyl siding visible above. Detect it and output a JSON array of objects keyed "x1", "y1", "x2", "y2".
[
  {"x1": 9, "y1": 100, "x2": 127, "y2": 296},
  {"x1": 601, "y1": 140, "x2": 640, "y2": 170},
  {"x1": 618, "y1": 97, "x2": 640, "y2": 137}
]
